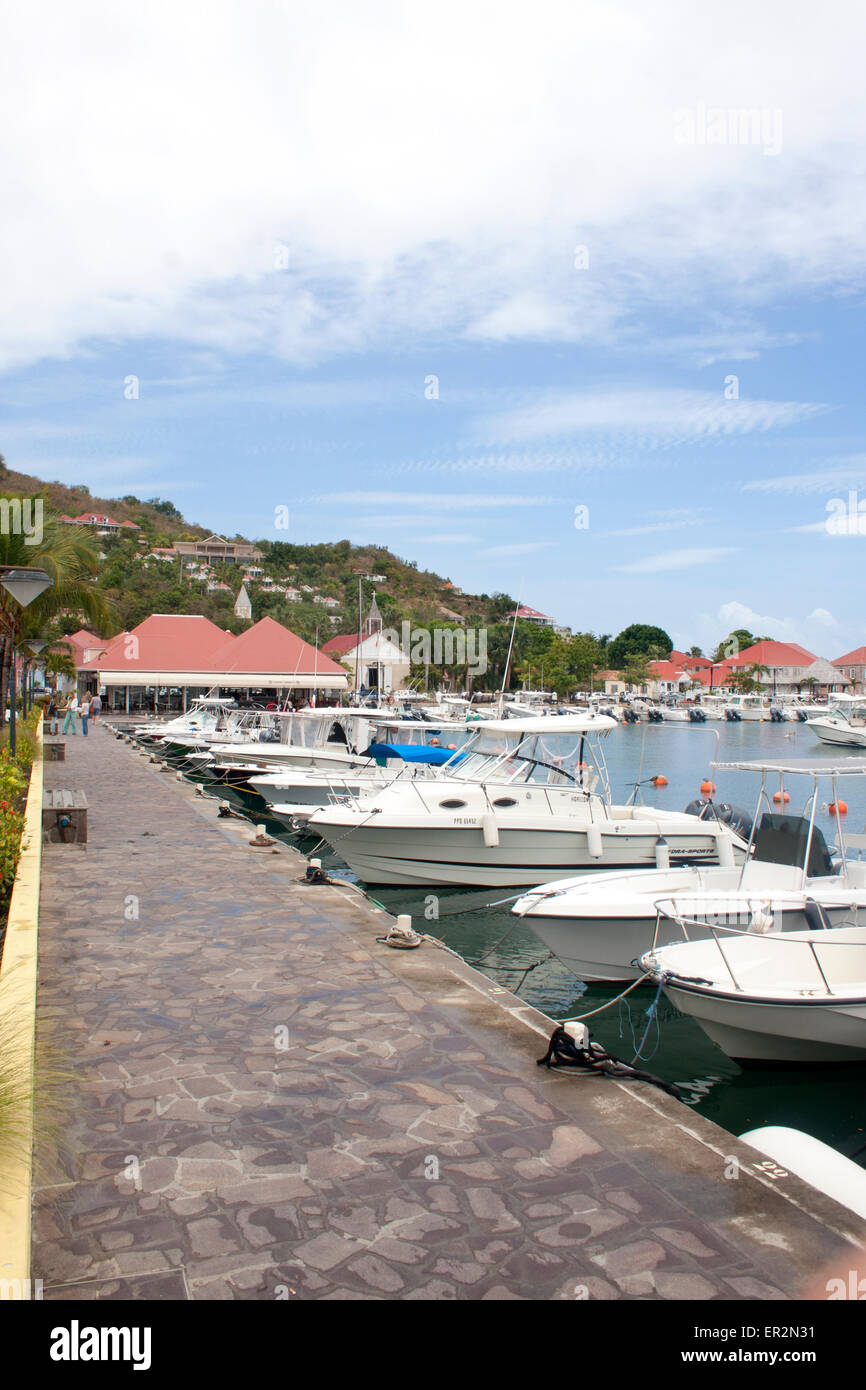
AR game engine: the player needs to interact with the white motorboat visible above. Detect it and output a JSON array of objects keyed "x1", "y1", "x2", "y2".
[
  {"x1": 249, "y1": 738, "x2": 467, "y2": 824},
  {"x1": 695, "y1": 695, "x2": 729, "y2": 721},
  {"x1": 723, "y1": 694, "x2": 773, "y2": 722},
  {"x1": 305, "y1": 715, "x2": 749, "y2": 887},
  {"x1": 160, "y1": 706, "x2": 281, "y2": 755},
  {"x1": 203, "y1": 709, "x2": 468, "y2": 784},
  {"x1": 641, "y1": 920, "x2": 866, "y2": 1063},
  {"x1": 132, "y1": 696, "x2": 238, "y2": 745},
  {"x1": 780, "y1": 699, "x2": 831, "y2": 723},
  {"x1": 512, "y1": 758, "x2": 866, "y2": 982},
  {"x1": 809, "y1": 696, "x2": 866, "y2": 749}
]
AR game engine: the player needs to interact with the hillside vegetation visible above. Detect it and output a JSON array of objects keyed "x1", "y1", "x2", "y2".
[{"x1": 0, "y1": 463, "x2": 675, "y2": 694}]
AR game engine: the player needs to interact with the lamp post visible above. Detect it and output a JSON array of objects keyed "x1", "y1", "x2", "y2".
[
  {"x1": 23, "y1": 638, "x2": 48, "y2": 719},
  {"x1": 0, "y1": 569, "x2": 52, "y2": 756}
]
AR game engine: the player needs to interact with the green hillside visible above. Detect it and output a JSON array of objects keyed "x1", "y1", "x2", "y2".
[{"x1": 0, "y1": 463, "x2": 621, "y2": 693}]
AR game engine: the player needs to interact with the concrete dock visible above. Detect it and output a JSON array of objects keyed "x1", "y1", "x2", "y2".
[{"x1": 33, "y1": 723, "x2": 864, "y2": 1300}]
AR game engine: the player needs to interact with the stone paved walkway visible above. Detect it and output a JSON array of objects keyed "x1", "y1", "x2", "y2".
[{"x1": 32, "y1": 722, "x2": 863, "y2": 1299}]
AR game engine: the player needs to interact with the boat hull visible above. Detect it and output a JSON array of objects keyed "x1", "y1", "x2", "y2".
[
  {"x1": 524, "y1": 901, "x2": 856, "y2": 983},
  {"x1": 311, "y1": 820, "x2": 738, "y2": 887},
  {"x1": 661, "y1": 984, "x2": 866, "y2": 1062}
]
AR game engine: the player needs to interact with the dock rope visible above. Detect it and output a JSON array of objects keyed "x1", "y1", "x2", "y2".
[{"x1": 537, "y1": 1024, "x2": 682, "y2": 1099}]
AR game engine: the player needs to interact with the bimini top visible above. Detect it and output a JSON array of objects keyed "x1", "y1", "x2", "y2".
[
  {"x1": 469, "y1": 714, "x2": 617, "y2": 735},
  {"x1": 711, "y1": 758, "x2": 866, "y2": 777}
]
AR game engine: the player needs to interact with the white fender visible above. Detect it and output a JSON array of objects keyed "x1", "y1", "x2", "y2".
[
  {"x1": 740, "y1": 1126, "x2": 866, "y2": 1222},
  {"x1": 717, "y1": 832, "x2": 735, "y2": 868},
  {"x1": 481, "y1": 813, "x2": 499, "y2": 847},
  {"x1": 586, "y1": 824, "x2": 603, "y2": 859},
  {"x1": 655, "y1": 837, "x2": 670, "y2": 870}
]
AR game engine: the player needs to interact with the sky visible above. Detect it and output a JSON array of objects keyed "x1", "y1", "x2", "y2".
[{"x1": 2, "y1": 0, "x2": 866, "y2": 658}]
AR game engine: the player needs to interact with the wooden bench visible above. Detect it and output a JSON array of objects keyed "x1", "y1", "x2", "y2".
[{"x1": 42, "y1": 789, "x2": 88, "y2": 844}]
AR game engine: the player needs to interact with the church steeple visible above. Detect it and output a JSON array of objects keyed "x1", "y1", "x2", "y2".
[{"x1": 366, "y1": 593, "x2": 382, "y2": 636}]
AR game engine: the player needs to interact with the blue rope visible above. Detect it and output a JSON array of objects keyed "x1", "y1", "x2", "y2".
[{"x1": 631, "y1": 974, "x2": 667, "y2": 1062}]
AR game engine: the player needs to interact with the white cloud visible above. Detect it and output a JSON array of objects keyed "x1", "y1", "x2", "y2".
[
  {"x1": 615, "y1": 546, "x2": 736, "y2": 574},
  {"x1": 743, "y1": 460, "x2": 866, "y2": 494},
  {"x1": 709, "y1": 600, "x2": 843, "y2": 652},
  {"x1": 3, "y1": 1, "x2": 866, "y2": 368},
  {"x1": 607, "y1": 510, "x2": 707, "y2": 537},
  {"x1": 807, "y1": 607, "x2": 839, "y2": 628},
  {"x1": 474, "y1": 390, "x2": 825, "y2": 447},
  {"x1": 305, "y1": 491, "x2": 557, "y2": 509},
  {"x1": 479, "y1": 541, "x2": 557, "y2": 558}
]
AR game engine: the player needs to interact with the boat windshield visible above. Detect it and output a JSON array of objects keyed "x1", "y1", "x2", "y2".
[
  {"x1": 832, "y1": 703, "x2": 866, "y2": 721},
  {"x1": 367, "y1": 722, "x2": 471, "y2": 751},
  {"x1": 446, "y1": 730, "x2": 602, "y2": 788}
]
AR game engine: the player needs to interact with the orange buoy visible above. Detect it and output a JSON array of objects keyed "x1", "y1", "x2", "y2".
[
  {"x1": 700, "y1": 780, "x2": 716, "y2": 795},
  {"x1": 829, "y1": 800, "x2": 848, "y2": 815},
  {"x1": 772, "y1": 791, "x2": 790, "y2": 804},
  {"x1": 652, "y1": 775, "x2": 668, "y2": 787}
]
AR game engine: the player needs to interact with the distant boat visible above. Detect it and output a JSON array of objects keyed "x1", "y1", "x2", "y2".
[{"x1": 723, "y1": 693, "x2": 773, "y2": 722}]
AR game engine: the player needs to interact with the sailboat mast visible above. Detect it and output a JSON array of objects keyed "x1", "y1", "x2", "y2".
[{"x1": 356, "y1": 578, "x2": 362, "y2": 698}]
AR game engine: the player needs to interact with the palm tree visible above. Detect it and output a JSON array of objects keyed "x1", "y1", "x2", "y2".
[
  {"x1": 734, "y1": 661, "x2": 770, "y2": 694},
  {"x1": 0, "y1": 506, "x2": 114, "y2": 717}
]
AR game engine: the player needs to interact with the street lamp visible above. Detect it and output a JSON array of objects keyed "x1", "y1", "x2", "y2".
[
  {"x1": 0, "y1": 568, "x2": 53, "y2": 756},
  {"x1": 22, "y1": 638, "x2": 48, "y2": 718}
]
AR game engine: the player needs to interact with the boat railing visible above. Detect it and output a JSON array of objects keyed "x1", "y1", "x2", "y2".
[{"x1": 651, "y1": 898, "x2": 845, "y2": 996}]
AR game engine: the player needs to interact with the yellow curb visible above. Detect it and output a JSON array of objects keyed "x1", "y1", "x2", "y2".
[{"x1": 0, "y1": 716, "x2": 43, "y2": 1296}]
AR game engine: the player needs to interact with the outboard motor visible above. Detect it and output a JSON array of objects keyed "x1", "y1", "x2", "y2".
[
  {"x1": 688, "y1": 707, "x2": 707, "y2": 723},
  {"x1": 770, "y1": 707, "x2": 784, "y2": 723},
  {"x1": 648, "y1": 708, "x2": 664, "y2": 723},
  {"x1": 725, "y1": 708, "x2": 740, "y2": 721},
  {"x1": 684, "y1": 799, "x2": 754, "y2": 841}
]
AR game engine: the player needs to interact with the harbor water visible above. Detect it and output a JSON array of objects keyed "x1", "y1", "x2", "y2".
[{"x1": 203, "y1": 716, "x2": 866, "y2": 1169}]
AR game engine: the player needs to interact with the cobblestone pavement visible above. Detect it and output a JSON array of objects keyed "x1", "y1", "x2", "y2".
[{"x1": 32, "y1": 723, "x2": 862, "y2": 1300}]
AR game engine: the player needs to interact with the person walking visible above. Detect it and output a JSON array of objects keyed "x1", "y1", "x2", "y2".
[
  {"x1": 80, "y1": 693, "x2": 91, "y2": 737},
  {"x1": 61, "y1": 692, "x2": 79, "y2": 736},
  {"x1": 90, "y1": 691, "x2": 102, "y2": 723}
]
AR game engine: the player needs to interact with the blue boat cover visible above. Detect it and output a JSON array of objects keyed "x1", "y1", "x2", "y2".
[{"x1": 364, "y1": 742, "x2": 465, "y2": 765}]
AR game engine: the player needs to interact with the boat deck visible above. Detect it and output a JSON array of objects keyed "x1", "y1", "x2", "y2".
[{"x1": 33, "y1": 722, "x2": 863, "y2": 1300}]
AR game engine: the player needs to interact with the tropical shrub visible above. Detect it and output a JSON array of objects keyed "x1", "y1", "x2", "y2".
[{"x1": 0, "y1": 751, "x2": 25, "y2": 901}]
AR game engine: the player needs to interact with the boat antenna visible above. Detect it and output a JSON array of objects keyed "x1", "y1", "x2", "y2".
[{"x1": 499, "y1": 589, "x2": 522, "y2": 717}]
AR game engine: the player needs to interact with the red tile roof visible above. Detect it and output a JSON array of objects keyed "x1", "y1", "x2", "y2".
[
  {"x1": 207, "y1": 617, "x2": 345, "y2": 677},
  {"x1": 322, "y1": 633, "x2": 362, "y2": 656},
  {"x1": 670, "y1": 649, "x2": 712, "y2": 668},
  {"x1": 92, "y1": 615, "x2": 233, "y2": 672},
  {"x1": 647, "y1": 660, "x2": 684, "y2": 681},
  {"x1": 510, "y1": 605, "x2": 551, "y2": 620},
  {"x1": 834, "y1": 646, "x2": 866, "y2": 666},
  {"x1": 67, "y1": 512, "x2": 141, "y2": 529},
  {"x1": 727, "y1": 640, "x2": 816, "y2": 668},
  {"x1": 91, "y1": 613, "x2": 346, "y2": 678}
]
